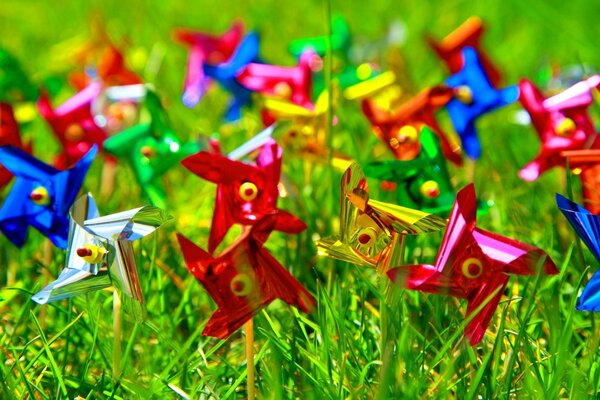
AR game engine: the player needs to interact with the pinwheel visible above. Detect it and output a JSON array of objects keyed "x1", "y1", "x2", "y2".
[
  {"x1": 177, "y1": 212, "x2": 315, "y2": 339},
  {"x1": 0, "y1": 145, "x2": 96, "y2": 249},
  {"x1": 557, "y1": 194, "x2": 600, "y2": 311},
  {"x1": 103, "y1": 90, "x2": 199, "y2": 208},
  {"x1": 237, "y1": 50, "x2": 316, "y2": 108},
  {"x1": 32, "y1": 193, "x2": 170, "y2": 320},
  {"x1": 444, "y1": 46, "x2": 519, "y2": 159},
  {"x1": 261, "y1": 91, "x2": 331, "y2": 158},
  {"x1": 181, "y1": 138, "x2": 306, "y2": 254},
  {"x1": 364, "y1": 127, "x2": 456, "y2": 215},
  {"x1": 317, "y1": 163, "x2": 446, "y2": 274},
  {"x1": 518, "y1": 76, "x2": 600, "y2": 181},
  {"x1": 91, "y1": 83, "x2": 146, "y2": 135},
  {"x1": 177, "y1": 30, "x2": 259, "y2": 121},
  {"x1": 427, "y1": 16, "x2": 502, "y2": 86},
  {"x1": 173, "y1": 21, "x2": 245, "y2": 107},
  {"x1": 388, "y1": 184, "x2": 559, "y2": 345},
  {"x1": 37, "y1": 82, "x2": 109, "y2": 169},
  {"x1": 562, "y1": 150, "x2": 600, "y2": 213},
  {"x1": 362, "y1": 84, "x2": 462, "y2": 165}
]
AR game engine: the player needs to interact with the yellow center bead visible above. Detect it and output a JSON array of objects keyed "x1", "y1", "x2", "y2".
[
  {"x1": 76, "y1": 244, "x2": 107, "y2": 264},
  {"x1": 455, "y1": 86, "x2": 473, "y2": 104},
  {"x1": 420, "y1": 180, "x2": 440, "y2": 199},
  {"x1": 356, "y1": 63, "x2": 373, "y2": 81},
  {"x1": 230, "y1": 273, "x2": 253, "y2": 297},
  {"x1": 30, "y1": 186, "x2": 50, "y2": 206},
  {"x1": 397, "y1": 125, "x2": 419, "y2": 143},
  {"x1": 556, "y1": 118, "x2": 576, "y2": 136},
  {"x1": 239, "y1": 182, "x2": 259, "y2": 202},
  {"x1": 461, "y1": 258, "x2": 483, "y2": 279}
]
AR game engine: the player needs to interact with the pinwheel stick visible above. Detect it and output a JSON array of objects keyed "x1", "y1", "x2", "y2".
[
  {"x1": 245, "y1": 319, "x2": 255, "y2": 400},
  {"x1": 113, "y1": 290, "x2": 122, "y2": 380},
  {"x1": 40, "y1": 239, "x2": 54, "y2": 330},
  {"x1": 101, "y1": 162, "x2": 117, "y2": 198}
]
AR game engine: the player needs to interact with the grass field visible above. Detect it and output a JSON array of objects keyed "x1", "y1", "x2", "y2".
[{"x1": 2, "y1": 0, "x2": 600, "y2": 398}]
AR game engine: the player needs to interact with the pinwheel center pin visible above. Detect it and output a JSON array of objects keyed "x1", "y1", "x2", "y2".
[
  {"x1": 29, "y1": 186, "x2": 50, "y2": 206},
  {"x1": 274, "y1": 82, "x2": 292, "y2": 99},
  {"x1": 397, "y1": 125, "x2": 419, "y2": 143},
  {"x1": 230, "y1": 273, "x2": 253, "y2": 297},
  {"x1": 420, "y1": 180, "x2": 441, "y2": 199},
  {"x1": 556, "y1": 117, "x2": 576, "y2": 136},
  {"x1": 239, "y1": 182, "x2": 259, "y2": 202},
  {"x1": 455, "y1": 85, "x2": 473, "y2": 105},
  {"x1": 140, "y1": 145, "x2": 155, "y2": 158},
  {"x1": 65, "y1": 124, "x2": 84, "y2": 142},
  {"x1": 357, "y1": 227, "x2": 377, "y2": 246},
  {"x1": 76, "y1": 244, "x2": 107, "y2": 264},
  {"x1": 461, "y1": 257, "x2": 484, "y2": 279},
  {"x1": 356, "y1": 63, "x2": 374, "y2": 80}
]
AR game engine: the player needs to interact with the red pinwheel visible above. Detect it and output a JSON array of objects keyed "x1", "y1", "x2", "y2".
[
  {"x1": 0, "y1": 103, "x2": 30, "y2": 188},
  {"x1": 181, "y1": 139, "x2": 306, "y2": 254},
  {"x1": 427, "y1": 16, "x2": 502, "y2": 86},
  {"x1": 361, "y1": 85, "x2": 462, "y2": 165},
  {"x1": 37, "y1": 82, "x2": 110, "y2": 169},
  {"x1": 173, "y1": 21, "x2": 244, "y2": 65},
  {"x1": 177, "y1": 213, "x2": 315, "y2": 339},
  {"x1": 518, "y1": 75, "x2": 600, "y2": 181},
  {"x1": 237, "y1": 51, "x2": 316, "y2": 108},
  {"x1": 387, "y1": 183, "x2": 558, "y2": 345}
]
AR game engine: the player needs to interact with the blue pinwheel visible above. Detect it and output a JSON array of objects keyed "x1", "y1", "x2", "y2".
[
  {"x1": 445, "y1": 46, "x2": 518, "y2": 159},
  {"x1": 0, "y1": 145, "x2": 96, "y2": 248},
  {"x1": 204, "y1": 32, "x2": 259, "y2": 121},
  {"x1": 557, "y1": 193, "x2": 600, "y2": 311}
]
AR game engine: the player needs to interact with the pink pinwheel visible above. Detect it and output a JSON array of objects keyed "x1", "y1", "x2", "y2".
[
  {"x1": 237, "y1": 51, "x2": 317, "y2": 108},
  {"x1": 37, "y1": 82, "x2": 110, "y2": 169},
  {"x1": 518, "y1": 75, "x2": 600, "y2": 181},
  {"x1": 388, "y1": 183, "x2": 558, "y2": 345},
  {"x1": 181, "y1": 139, "x2": 305, "y2": 254}
]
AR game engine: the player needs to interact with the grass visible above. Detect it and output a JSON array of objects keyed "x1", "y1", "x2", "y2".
[{"x1": 2, "y1": 0, "x2": 600, "y2": 398}]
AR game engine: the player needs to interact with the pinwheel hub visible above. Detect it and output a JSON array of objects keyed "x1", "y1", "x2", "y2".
[
  {"x1": 356, "y1": 63, "x2": 374, "y2": 80},
  {"x1": 357, "y1": 227, "x2": 377, "y2": 245},
  {"x1": 239, "y1": 182, "x2": 258, "y2": 202},
  {"x1": 76, "y1": 244, "x2": 106, "y2": 264},
  {"x1": 420, "y1": 180, "x2": 440, "y2": 199},
  {"x1": 556, "y1": 117, "x2": 576, "y2": 136},
  {"x1": 65, "y1": 123, "x2": 84, "y2": 142},
  {"x1": 29, "y1": 186, "x2": 50, "y2": 206},
  {"x1": 140, "y1": 145, "x2": 155, "y2": 158},
  {"x1": 274, "y1": 82, "x2": 292, "y2": 99},
  {"x1": 461, "y1": 257, "x2": 483, "y2": 279},
  {"x1": 230, "y1": 273, "x2": 253, "y2": 297},
  {"x1": 455, "y1": 85, "x2": 473, "y2": 105}
]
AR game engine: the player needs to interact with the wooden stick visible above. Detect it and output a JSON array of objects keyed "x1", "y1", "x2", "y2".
[
  {"x1": 245, "y1": 319, "x2": 255, "y2": 400},
  {"x1": 113, "y1": 290, "x2": 122, "y2": 380},
  {"x1": 101, "y1": 162, "x2": 117, "y2": 198},
  {"x1": 40, "y1": 239, "x2": 53, "y2": 329}
]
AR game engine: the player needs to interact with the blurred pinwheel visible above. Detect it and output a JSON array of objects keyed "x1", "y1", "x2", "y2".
[
  {"x1": 518, "y1": 75, "x2": 600, "y2": 181},
  {"x1": 562, "y1": 150, "x2": 600, "y2": 214},
  {"x1": 444, "y1": 46, "x2": 518, "y2": 159},
  {"x1": 32, "y1": 193, "x2": 170, "y2": 321},
  {"x1": 364, "y1": 126, "x2": 456, "y2": 215},
  {"x1": 317, "y1": 162, "x2": 446, "y2": 274},
  {"x1": 388, "y1": 184, "x2": 558, "y2": 345},
  {"x1": 177, "y1": 212, "x2": 314, "y2": 339},
  {"x1": 0, "y1": 145, "x2": 96, "y2": 249},
  {"x1": 103, "y1": 89, "x2": 199, "y2": 208},
  {"x1": 427, "y1": 16, "x2": 502, "y2": 86}
]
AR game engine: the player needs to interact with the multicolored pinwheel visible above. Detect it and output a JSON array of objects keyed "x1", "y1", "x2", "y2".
[
  {"x1": 173, "y1": 21, "x2": 245, "y2": 107},
  {"x1": 32, "y1": 193, "x2": 170, "y2": 321},
  {"x1": 237, "y1": 50, "x2": 316, "y2": 108},
  {"x1": 177, "y1": 212, "x2": 315, "y2": 339},
  {"x1": 181, "y1": 139, "x2": 306, "y2": 254},
  {"x1": 518, "y1": 76, "x2": 600, "y2": 181},
  {"x1": 562, "y1": 150, "x2": 600, "y2": 214},
  {"x1": 103, "y1": 90, "x2": 199, "y2": 208},
  {"x1": 177, "y1": 30, "x2": 259, "y2": 121},
  {"x1": 364, "y1": 126, "x2": 456, "y2": 215},
  {"x1": 317, "y1": 163, "x2": 446, "y2": 273},
  {"x1": 557, "y1": 194, "x2": 600, "y2": 311},
  {"x1": 362, "y1": 84, "x2": 462, "y2": 165},
  {"x1": 427, "y1": 16, "x2": 502, "y2": 86},
  {"x1": 388, "y1": 184, "x2": 559, "y2": 345},
  {"x1": 0, "y1": 145, "x2": 96, "y2": 249},
  {"x1": 37, "y1": 82, "x2": 109, "y2": 169},
  {"x1": 444, "y1": 46, "x2": 518, "y2": 159}
]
